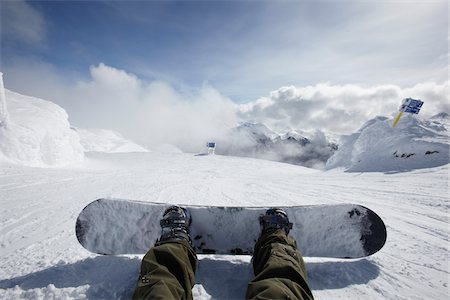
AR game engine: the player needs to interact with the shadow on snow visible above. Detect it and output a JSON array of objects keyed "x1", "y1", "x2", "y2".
[{"x1": 0, "y1": 255, "x2": 380, "y2": 299}]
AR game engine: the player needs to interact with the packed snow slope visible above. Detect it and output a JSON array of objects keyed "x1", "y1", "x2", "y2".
[
  {"x1": 0, "y1": 152, "x2": 448, "y2": 299},
  {"x1": 74, "y1": 128, "x2": 149, "y2": 153}
]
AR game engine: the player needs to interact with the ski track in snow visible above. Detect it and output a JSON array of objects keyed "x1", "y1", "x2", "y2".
[{"x1": 0, "y1": 152, "x2": 448, "y2": 299}]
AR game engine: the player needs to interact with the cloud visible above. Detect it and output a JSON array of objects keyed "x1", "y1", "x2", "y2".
[
  {"x1": 238, "y1": 82, "x2": 450, "y2": 134},
  {"x1": 3, "y1": 61, "x2": 238, "y2": 153},
  {"x1": 1, "y1": 0, "x2": 46, "y2": 46},
  {"x1": 206, "y1": 1, "x2": 448, "y2": 98},
  {"x1": 2, "y1": 60, "x2": 448, "y2": 153},
  {"x1": 73, "y1": 64, "x2": 239, "y2": 152}
]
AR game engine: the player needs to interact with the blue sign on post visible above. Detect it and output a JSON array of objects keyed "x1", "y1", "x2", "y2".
[
  {"x1": 393, "y1": 98, "x2": 424, "y2": 127},
  {"x1": 206, "y1": 142, "x2": 216, "y2": 155},
  {"x1": 399, "y1": 98, "x2": 424, "y2": 114}
]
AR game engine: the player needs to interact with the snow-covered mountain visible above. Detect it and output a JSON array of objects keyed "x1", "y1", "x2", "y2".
[
  {"x1": 74, "y1": 128, "x2": 149, "y2": 153},
  {"x1": 326, "y1": 113, "x2": 449, "y2": 172},
  {"x1": 215, "y1": 122, "x2": 338, "y2": 169}
]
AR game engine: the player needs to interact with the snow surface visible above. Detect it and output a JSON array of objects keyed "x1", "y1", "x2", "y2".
[
  {"x1": 75, "y1": 128, "x2": 149, "y2": 153},
  {"x1": 149, "y1": 143, "x2": 183, "y2": 154},
  {"x1": 0, "y1": 86, "x2": 448, "y2": 299},
  {"x1": 0, "y1": 89, "x2": 84, "y2": 167},
  {"x1": 0, "y1": 152, "x2": 448, "y2": 299}
]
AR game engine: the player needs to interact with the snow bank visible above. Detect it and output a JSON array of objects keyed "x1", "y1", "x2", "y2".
[
  {"x1": 326, "y1": 114, "x2": 449, "y2": 172},
  {"x1": 75, "y1": 128, "x2": 149, "y2": 153},
  {"x1": 0, "y1": 89, "x2": 84, "y2": 167},
  {"x1": 0, "y1": 73, "x2": 10, "y2": 127}
]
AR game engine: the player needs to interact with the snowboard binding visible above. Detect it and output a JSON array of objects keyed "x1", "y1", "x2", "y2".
[
  {"x1": 158, "y1": 206, "x2": 192, "y2": 245},
  {"x1": 260, "y1": 208, "x2": 293, "y2": 235}
]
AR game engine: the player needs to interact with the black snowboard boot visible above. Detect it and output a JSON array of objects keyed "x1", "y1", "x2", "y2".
[
  {"x1": 157, "y1": 205, "x2": 192, "y2": 245},
  {"x1": 259, "y1": 208, "x2": 293, "y2": 235}
]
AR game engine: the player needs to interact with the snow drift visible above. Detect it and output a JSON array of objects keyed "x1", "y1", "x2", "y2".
[
  {"x1": 74, "y1": 128, "x2": 149, "y2": 153},
  {"x1": 326, "y1": 113, "x2": 449, "y2": 172},
  {"x1": 0, "y1": 88, "x2": 84, "y2": 167}
]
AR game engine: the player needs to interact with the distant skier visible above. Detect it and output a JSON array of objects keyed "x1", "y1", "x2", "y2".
[{"x1": 132, "y1": 206, "x2": 314, "y2": 299}]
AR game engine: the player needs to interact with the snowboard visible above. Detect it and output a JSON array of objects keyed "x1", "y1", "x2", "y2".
[{"x1": 76, "y1": 198, "x2": 387, "y2": 258}]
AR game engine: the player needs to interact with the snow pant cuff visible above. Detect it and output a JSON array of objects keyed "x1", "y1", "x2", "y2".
[
  {"x1": 132, "y1": 240, "x2": 197, "y2": 300},
  {"x1": 246, "y1": 230, "x2": 314, "y2": 299}
]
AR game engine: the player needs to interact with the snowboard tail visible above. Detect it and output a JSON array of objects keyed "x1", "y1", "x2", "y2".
[{"x1": 76, "y1": 198, "x2": 387, "y2": 258}]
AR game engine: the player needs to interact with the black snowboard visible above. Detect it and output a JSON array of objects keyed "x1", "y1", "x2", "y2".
[{"x1": 76, "y1": 198, "x2": 387, "y2": 258}]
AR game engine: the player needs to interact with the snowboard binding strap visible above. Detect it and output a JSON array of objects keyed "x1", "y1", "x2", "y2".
[
  {"x1": 260, "y1": 208, "x2": 293, "y2": 235},
  {"x1": 158, "y1": 206, "x2": 193, "y2": 246}
]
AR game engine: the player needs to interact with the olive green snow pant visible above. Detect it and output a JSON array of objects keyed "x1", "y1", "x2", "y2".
[{"x1": 133, "y1": 231, "x2": 314, "y2": 299}]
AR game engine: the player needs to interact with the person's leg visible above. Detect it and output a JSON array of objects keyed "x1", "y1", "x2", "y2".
[
  {"x1": 246, "y1": 209, "x2": 314, "y2": 300},
  {"x1": 133, "y1": 206, "x2": 197, "y2": 300},
  {"x1": 133, "y1": 240, "x2": 197, "y2": 300}
]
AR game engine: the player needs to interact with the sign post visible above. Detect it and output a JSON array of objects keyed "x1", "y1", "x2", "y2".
[
  {"x1": 206, "y1": 142, "x2": 216, "y2": 155},
  {"x1": 393, "y1": 98, "x2": 423, "y2": 127}
]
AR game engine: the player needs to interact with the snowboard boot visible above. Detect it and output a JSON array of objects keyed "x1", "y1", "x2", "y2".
[
  {"x1": 157, "y1": 205, "x2": 192, "y2": 246},
  {"x1": 259, "y1": 208, "x2": 293, "y2": 236}
]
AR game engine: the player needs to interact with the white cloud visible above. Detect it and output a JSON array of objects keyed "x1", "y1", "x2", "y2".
[
  {"x1": 1, "y1": 0, "x2": 46, "y2": 46},
  {"x1": 239, "y1": 82, "x2": 450, "y2": 134},
  {"x1": 3, "y1": 61, "x2": 238, "y2": 153},
  {"x1": 3, "y1": 60, "x2": 448, "y2": 153}
]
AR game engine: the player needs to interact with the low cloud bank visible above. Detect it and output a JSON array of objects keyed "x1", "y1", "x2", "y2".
[
  {"x1": 3, "y1": 62, "x2": 449, "y2": 157},
  {"x1": 239, "y1": 82, "x2": 449, "y2": 134},
  {"x1": 215, "y1": 123, "x2": 337, "y2": 170}
]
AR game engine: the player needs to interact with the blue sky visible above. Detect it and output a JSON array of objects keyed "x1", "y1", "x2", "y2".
[{"x1": 2, "y1": 0, "x2": 448, "y2": 102}]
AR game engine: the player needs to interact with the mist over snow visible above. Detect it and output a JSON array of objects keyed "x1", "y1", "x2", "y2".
[
  {"x1": 3, "y1": 62, "x2": 238, "y2": 154},
  {"x1": 1, "y1": 63, "x2": 449, "y2": 170},
  {"x1": 0, "y1": 76, "x2": 147, "y2": 167},
  {"x1": 215, "y1": 123, "x2": 337, "y2": 170}
]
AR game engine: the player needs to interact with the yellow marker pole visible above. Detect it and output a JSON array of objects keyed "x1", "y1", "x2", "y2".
[{"x1": 393, "y1": 111, "x2": 404, "y2": 127}]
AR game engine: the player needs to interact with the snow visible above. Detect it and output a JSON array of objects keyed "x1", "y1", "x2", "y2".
[
  {"x1": 75, "y1": 128, "x2": 149, "y2": 153},
  {"x1": 0, "y1": 87, "x2": 448, "y2": 299},
  {"x1": 0, "y1": 88, "x2": 84, "y2": 167},
  {"x1": 0, "y1": 87, "x2": 149, "y2": 167},
  {"x1": 0, "y1": 152, "x2": 448, "y2": 299},
  {"x1": 326, "y1": 114, "x2": 449, "y2": 172},
  {"x1": 0, "y1": 73, "x2": 10, "y2": 127},
  {"x1": 149, "y1": 143, "x2": 183, "y2": 154}
]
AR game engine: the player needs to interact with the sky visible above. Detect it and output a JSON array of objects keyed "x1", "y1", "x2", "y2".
[{"x1": 0, "y1": 0, "x2": 448, "y2": 149}]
